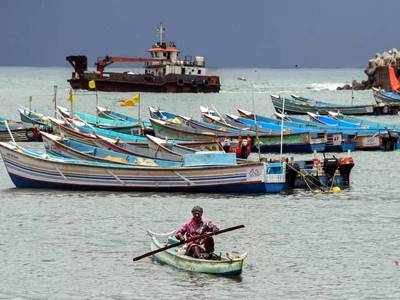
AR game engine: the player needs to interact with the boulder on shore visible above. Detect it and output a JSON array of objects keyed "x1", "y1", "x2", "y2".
[{"x1": 337, "y1": 48, "x2": 400, "y2": 90}]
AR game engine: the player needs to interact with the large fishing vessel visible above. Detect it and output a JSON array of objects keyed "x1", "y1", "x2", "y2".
[{"x1": 66, "y1": 23, "x2": 220, "y2": 93}]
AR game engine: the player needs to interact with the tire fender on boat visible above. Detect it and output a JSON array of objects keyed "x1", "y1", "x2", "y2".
[{"x1": 177, "y1": 79, "x2": 184, "y2": 86}]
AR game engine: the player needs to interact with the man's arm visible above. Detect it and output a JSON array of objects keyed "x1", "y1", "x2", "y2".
[
  {"x1": 205, "y1": 220, "x2": 219, "y2": 234},
  {"x1": 175, "y1": 222, "x2": 188, "y2": 241}
]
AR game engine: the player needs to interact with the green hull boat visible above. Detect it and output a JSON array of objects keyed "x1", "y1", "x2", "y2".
[{"x1": 148, "y1": 230, "x2": 246, "y2": 276}]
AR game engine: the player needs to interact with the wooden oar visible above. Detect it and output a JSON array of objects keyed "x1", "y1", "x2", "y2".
[{"x1": 132, "y1": 224, "x2": 245, "y2": 262}]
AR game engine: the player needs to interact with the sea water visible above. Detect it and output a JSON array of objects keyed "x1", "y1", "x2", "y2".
[{"x1": 0, "y1": 67, "x2": 399, "y2": 299}]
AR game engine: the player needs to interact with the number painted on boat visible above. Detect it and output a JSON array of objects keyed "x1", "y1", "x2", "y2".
[
  {"x1": 266, "y1": 173, "x2": 286, "y2": 183},
  {"x1": 332, "y1": 134, "x2": 342, "y2": 146},
  {"x1": 361, "y1": 136, "x2": 380, "y2": 147},
  {"x1": 5, "y1": 152, "x2": 19, "y2": 161},
  {"x1": 247, "y1": 167, "x2": 262, "y2": 180}
]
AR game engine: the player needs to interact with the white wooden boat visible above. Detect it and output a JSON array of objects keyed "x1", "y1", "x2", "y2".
[
  {"x1": 148, "y1": 230, "x2": 246, "y2": 275},
  {"x1": 0, "y1": 141, "x2": 286, "y2": 193}
]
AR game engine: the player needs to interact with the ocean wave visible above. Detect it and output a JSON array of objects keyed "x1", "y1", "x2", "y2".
[{"x1": 306, "y1": 82, "x2": 344, "y2": 91}]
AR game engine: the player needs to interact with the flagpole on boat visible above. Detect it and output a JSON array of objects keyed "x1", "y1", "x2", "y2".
[
  {"x1": 4, "y1": 121, "x2": 16, "y2": 145},
  {"x1": 95, "y1": 89, "x2": 99, "y2": 125},
  {"x1": 138, "y1": 92, "x2": 141, "y2": 124},
  {"x1": 68, "y1": 88, "x2": 75, "y2": 119},
  {"x1": 137, "y1": 93, "x2": 142, "y2": 134},
  {"x1": 280, "y1": 95, "x2": 285, "y2": 160},
  {"x1": 29, "y1": 96, "x2": 32, "y2": 113},
  {"x1": 351, "y1": 87, "x2": 354, "y2": 105},
  {"x1": 53, "y1": 85, "x2": 58, "y2": 118},
  {"x1": 252, "y1": 84, "x2": 261, "y2": 160},
  {"x1": 211, "y1": 104, "x2": 228, "y2": 125}
]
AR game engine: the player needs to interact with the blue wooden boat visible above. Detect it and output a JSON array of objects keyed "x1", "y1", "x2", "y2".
[
  {"x1": 41, "y1": 131, "x2": 179, "y2": 167},
  {"x1": 154, "y1": 106, "x2": 255, "y2": 134},
  {"x1": 228, "y1": 113, "x2": 308, "y2": 134},
  {"x1": 49, "y1": 117, "x2": 222, "y2": 161},
  {"x1": 152, "y1": 106, "x2": 327, "y2": 153},
  {"x1": 307, "y1": 112, "x2": 398, "y2": 151},
  {"x1": 277, "y1": 112, "x2": 399, "y2": 148},
  {"x1": 271, "y1": 94, "x2": 399, "y2": 115},
  {"x1": 58, "y1": 117, "x2": 147, "y2": 143},
  {"x1": 150, "y1": 117, "x2": 326, "y2": 154},
  {"x1": 96, "y1": 106, "x2": 152, "y2": 128},
  {"x1": 200, "y1": 107, "x2": 257, "y2": 133},
  {"x1": 96, "y1": 106, "x2": 152, "y2": 133},
  {"x1": 329, "y1": 111, "x2": 400, "y2": 132},
  {"x1": 237, "y1": 109, "x2": 356, "y2": 153},
  {"x1": 0, "y1": 141, "x2": 287, "y2": 193},
  {"x1": 373, "y1": 88, "x2": 400, "y2": 106},
  {"x1": 18, "y1": 107, "x2": 52, "y2": 128},
  {"x1": 150, "y1": 107, "x2": 253, "y2": 137},
  {"x1": 307, "y1": 112, "x2": 390, "y2": 133},
  {"x1": 57, "y1": 106, "x2": 143, "y2": 134}
]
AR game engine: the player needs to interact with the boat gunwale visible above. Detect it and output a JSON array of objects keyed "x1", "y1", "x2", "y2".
[
  {"x1": 150, "y1": 234, "x2": 247, "y2": 264},
  {"x1": 0, "y1": 141, "x2": 264, "y2": 171}
]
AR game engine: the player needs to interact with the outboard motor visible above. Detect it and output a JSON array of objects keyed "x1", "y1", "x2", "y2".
[
  {"x1": 338, "y1": 156, "x2": 355, "y2": 187},
  {"x1": 285, "y1": 162, "x2": 300, "y2": 189},
  {"x1": 382, "y1": 131, "x2": 399, "y2": 151},
  {"x1": 322, "y1": 157, "x2": 340, "y2": 186}
]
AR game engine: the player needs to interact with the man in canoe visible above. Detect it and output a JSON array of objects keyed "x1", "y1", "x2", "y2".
[{"x1": 175, "y1": 206, "x2": 219, "y2": 259}]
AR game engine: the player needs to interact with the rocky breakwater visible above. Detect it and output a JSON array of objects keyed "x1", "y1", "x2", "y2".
[{"x1": 338, "y1": 48, "x2": 400, "y2": 90}]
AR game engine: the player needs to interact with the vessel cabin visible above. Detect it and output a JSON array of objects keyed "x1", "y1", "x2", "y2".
[{"x1": 145, "y1": 41, "x2": 206, "y2": 77}]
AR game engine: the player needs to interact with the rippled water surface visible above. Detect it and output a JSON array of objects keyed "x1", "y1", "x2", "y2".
[{"x1": 1, "y1": 67, "x2": 400, "y2": 299}]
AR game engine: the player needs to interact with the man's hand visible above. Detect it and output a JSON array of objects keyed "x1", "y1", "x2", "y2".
[{"x1": 175, "y1": 234, "x2": 184, "y2": 242}]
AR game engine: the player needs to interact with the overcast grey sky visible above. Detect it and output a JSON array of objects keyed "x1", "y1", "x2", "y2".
[{"x1": 1, "y1": 0, "x2": 399, "y2": 68}]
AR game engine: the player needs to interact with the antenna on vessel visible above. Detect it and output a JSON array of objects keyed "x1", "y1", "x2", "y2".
[
  {"x1": 156, "y1": 22, "x2": 166, "y2": 44},
  {"x1": 351, "y1": 86, "x2": 354, "y2": 106},
  {"x1": 279, "y1": 95, "x2": 285, "y2": 160},
  {"x1": 252, "y1": 84, "x2": 261, "y2": 161}
]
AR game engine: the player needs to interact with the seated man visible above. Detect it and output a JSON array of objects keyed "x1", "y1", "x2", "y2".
[{"x1": 175, "y1": 206, "x2": 219, "y2": 259}]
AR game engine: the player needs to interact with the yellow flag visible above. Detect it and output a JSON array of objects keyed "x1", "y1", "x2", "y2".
[
  {"x1": 67, "y1": 89, "x2": 75, "y2": 102},
  {"x1": 119, "y1": 94, "x2": 140, "y2": 107},
  {"x1": 88, "y1": 80, "x2": 96, "y2": 89}
]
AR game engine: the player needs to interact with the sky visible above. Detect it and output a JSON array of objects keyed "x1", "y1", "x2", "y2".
[{"x1": 1, "y1": 0, "x2": 400, "y2": 68}]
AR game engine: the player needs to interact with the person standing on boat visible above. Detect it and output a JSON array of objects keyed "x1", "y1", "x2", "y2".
[
  {"x1": 175, "y1": 206, "x2": 219, "y2": 259},
  {"x1": 236, "y1": 135, "x2": 252, "y2": 159}
]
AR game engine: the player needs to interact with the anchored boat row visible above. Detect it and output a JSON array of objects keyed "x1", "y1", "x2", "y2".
[{"x1": 0, "y1": 103, "x2": 358, "y2": 194}]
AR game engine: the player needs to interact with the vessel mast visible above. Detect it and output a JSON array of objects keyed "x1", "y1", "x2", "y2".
[{"x1": 156, "y1": 22, "x2": 165, "y2": 44}]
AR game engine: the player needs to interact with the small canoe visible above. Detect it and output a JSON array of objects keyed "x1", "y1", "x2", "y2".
[{"x1": 148, "y1": 230, "x2": 247, "y2": 276}]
